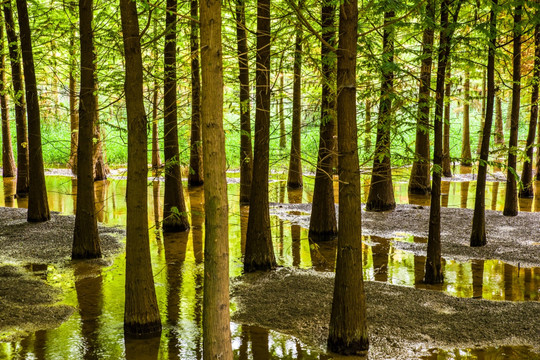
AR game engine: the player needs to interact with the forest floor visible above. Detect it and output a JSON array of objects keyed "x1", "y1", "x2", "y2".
[{"x1": 232, "y1": 203, "x2": 540, "y2": 359}]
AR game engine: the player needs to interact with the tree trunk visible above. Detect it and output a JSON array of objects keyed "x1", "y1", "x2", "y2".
[
  {"x1": 16, "y1": 0, "x2": 49, "y2": 222},
  {"x1": 408, "y1": 0, "x2": 435, "y2": 195},
  {"x1": 72, "y1": 0, "x2": 101, "y2": 259},
  {"x1": 327, "y1": 0, "x2": 368, "y2": 353},
  {"x1": 163, "y1": 0, "x2": 190, "y2": 232},
  {"x1": 151, "y1": 79, "x2": 161, "y2": 170},
  {"x1": 279, "y1": 74, "x2": 286, "y2": 149},
  {"x1": 244, "y1": 0, "x2": 277, "y2": 272},
  {"x1": 364, "y1": 99, "x2": 371, "y2": 153},
  {"x1": 0, "y1": 12, "x2": 15, "y2": 178},
  {"x1": 366, "y1": 10, "x2": 396, "y2": 212},
  {"x1": 442, "y1": 62, "x2": 452, "y2": 177},
  {"x1": 461, "y1": 68, "x2": 472, "y2": 165},
  {"x1": 120, "y1": 0, "x2": 162, "y2": 338},
  {"x1": 68, "y1": 24, "x2": 79, "y2": 175},
  {"x1": 308, "y1": 0, "x2": 337, "y2": 242},
  {"x1": 189, "y1": 0, "x2": 203, "y2": 187},
  {"x1": 519, "y1": 18, "x2": 539, "y2": 198},
  {"x1": 200, "y1": 0, "x2": 233, "y2": 353},
  {"x1": 494, "y1": 91, "x2": 504, "y2": 146},
  {"x1": 477, "y1": 69, "x2": 487, "y2": 154},
  {"x1": 93, "y1": 92, "x2": 107, "y2": 181},
  {"x1": 236, "y1": 0, "x2": 252, "y2": 204},
  {"x1": 503, "y1": 1, "x2": 522, "y2": 217},
  {"x1": 470, "y1": 0, "x2": 497, "y2": 247},
  {"x1": 3, "y1": 0, "x2": 28, "y2": 196},
  {"x1": 287, "y1": 1, "x2": 303, "y2": 189}
]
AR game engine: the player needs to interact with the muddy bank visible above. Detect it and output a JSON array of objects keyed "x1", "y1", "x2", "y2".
[{"x1": 231, "y1": 268, "x2": 540, "y2": 359}]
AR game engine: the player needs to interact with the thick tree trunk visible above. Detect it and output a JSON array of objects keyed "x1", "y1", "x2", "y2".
[
  {"x1": 72, "y1": 0, "x2": 101, "y2": 259},
  {"x1": 442, "y1": 62, "x2": 452, "y2": 177},
  {"x1": 163, "y1": 0, "x2": 190, "y2": 232},
  {"x1": 3, "y1": 0, "x2": 28, "y2": 196},
  {"x1": 519, "y1": 19, "x2": 539, "y2": 198},
  {"x1": 461, "y1": 68, "x2": 472, "y2": 165},
  {"x1": 503, "y1": 2, "x2": 522, "y2": 217},
  {"x1": 120, "y1": 0, "x2": 162, "y2": 338},
  {"x1": 16, "y1": 0, "x2": 49, "y2": 222},
  {"x1": 0, "y1": 13, "x2": 15, "y2": 178},
  {"x1": 366, "y1": 10, "x2": 396, "y2": 212},
  {"x1": 308, "y1": 0, "x2": 337, "y2": 242},
  {"x1": 494, "y1": 92, "x2": 504, "y2": 146},
  {"x1": 470, "y1": 0, "x2": 497, "y2": 247},
  {"x1": 189, "y1": 0, "x2": 203, "y2": 187},
  {"x1": 327, "y1": 0, "x2": 368, "y2": 353},
  {"x1": 68, "y1": 28, "x2": 79, "y2": 174},
  {"x1": 244, "y1": 0, "x2": 277, "y2": 272},
  {"x1": 287, "y1": 1, "x2": 303, "y2": 189},
  {"x1": 408, "y1": 0, "x2": 434, "y2": 195},
  {"x1": 200, "y1": 0, "x2": 233, "y2": 353},
  {"x1": 236, "y1": 0, "x2": 252, "y2": 204}
]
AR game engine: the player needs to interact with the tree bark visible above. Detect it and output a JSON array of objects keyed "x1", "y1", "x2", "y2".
[
  {"x1": 461, "y1": 68, "x2": 472, "y2": 165},
  {"x1": 68, "y1": 21, "x2": 79, "y2": 175},
  {"x1": 244, "y1": 0, "x2": 277, "y2": 272},
  {"x1": 0, "y1": 11, "x2": 15, "y2": 178},
  {"x1": 3, "y1": 0, "x2": 28, "y2": 196},
  {"x1": 442, "y1": 62, "x2": 452, "y2": 177},
  {"x1": 470, "y1": 0, "x2": 497, "y2": 247},
  {"x1": 494, "y1": 91, "x2": 504, "y2": 146},
  {"x1": 200, "y1": 0, "x2": 233, "y2": 353},
  {"x1": 16, "y1": 0, "x2": 49, "y2": 222},
  {"x1": 366, "y1": 10, "x2": 396, "y2": 212},
  {"x1": 72, "y1": 0, "x2": 101, "y2": 259},
  {"x1": 163, "y1": 0, "x2": 190, "y2": 232},
  {"x1": 408, "y1": 0, "x2": 435, "y2": 195},
  {"x1": 364, "y1": 99, "x2": 371, "y2": 153},
  {"x1": 279, "y1": 74, "x2": 286, "y2": 149},
  {"x1": 120, "y1": 0, "x2": 162, "y2": 338},
  {"x1": 151, "y1": 14, "x2": 161, "y2": 171},
  {"x1": 327, "y1": 0, "x2": 368, "y2": 353},
  {"x1": 503, "y1": 1, "x2": 522, "y2": 217},
  {"x1": 477, "y1": 69, "x2": 487, "y2": 154}
]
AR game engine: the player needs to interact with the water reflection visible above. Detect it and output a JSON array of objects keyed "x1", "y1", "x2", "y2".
[{"x1": 423, "y1": 345, "x2": 540, "y2": 359}]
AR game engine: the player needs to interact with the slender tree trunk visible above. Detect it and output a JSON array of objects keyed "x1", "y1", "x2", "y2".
[
  {"x1": 470, "y1": 0, "x2": 497, "y2": 247},
  {"x1": 0, "y1": 12, "x2": 15, "y2": 178},
  {"x1": 442, "y1": 62, "x2": 452, "y2": 177},
  {"x1": 364, "y1": 99, "x2": 371, "y2": 153},
  {"x1": 16, "y1": 0, "x2": 49, "y2": 222},
  {"x1": 366, "y1": 10, "x2": 396, "y2": 212},
  {"x1": 93, "y1": 93, "x2": 107, "y2": 181},
  {"x1": 200, "y1": 0, "x2": 233, "y2": 353},
  {"x1": 151, "y1": 79, "x2": 161, "y2": 170},
  {"x1": 244, "y1": 0, "x2": 277, "y2": 272},
  {"x1": 287, "y1": 0, "x2": 303, "y2": 189},
  {"x1": 409, "y1": 0, "x2": 435, "y2": 195},
  {"x1": 477, "y1": 69, "x2": 487, "y2": 154},
  {"x1": 3, "y1": 0, "x2": 28, "y2": 196},
  {"x1": 327, "y1": 0, "x2": 368, "y2": 353},
  {"x1": 189, "y1": 0, "x2": 203, "y2": 186},
  {"x1": 68, "y1": 27, "x2": 79, "y2": 174},
  {"x1": 72, "y1": 0, "x2": 101, "y2": 259},
  {"x1": 163, "y1": 0, "x2": 190, "y2": 232},
  {"x1": 461, "y1": 68, "x2": 472, "y2": 165},
  {"x1": 120, "y1": 0, "x2": 162, "y2": 338},
  {"x1": 236, "y1": 0, "x2": 252, "y2": 204},
  {"x1": 279, "y1": 74, "x2": 286, "y2": 149},
  {"x1": 503, "y1": 1, "x2": 522, "y2": 217},
  {"x1": 519, "y1": 18, "x2": 539, "y2": 198},
  {"x1": 494, "y1": 91, "x2": 504, "y2": 146},
  {"x1": 308, "y1": 0, "x2": 337, "y2": 242}
]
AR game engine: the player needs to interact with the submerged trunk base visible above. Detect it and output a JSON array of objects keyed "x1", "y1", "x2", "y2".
[
  {"x1": 327, "y1": 336, "x2": 369, "y2": 356},
  {"x1": 124, "y1": 321, "x2": 162, "y2": 339},
  {"x1": 308, "y1": 230, "x2": 337, "y2": 243},
  {"x1": 365, "y1": 199, "x2": 396, "y2": 212},
  {"x1": 424, "y1": 261, "x2": 444, "y2": 284},
  {"x1": 244, "y1": 257, "x2": 277, "y2": 273}
]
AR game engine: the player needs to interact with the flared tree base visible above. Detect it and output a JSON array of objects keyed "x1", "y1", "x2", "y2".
[
  {"x1": 308, "y1": 230, "x2": 337, "y2": 243},
  {"x1": 502, "y1": 208, "x2": 518, "y2": 217},
  {"x1": 470, "y1": 233, "x2": 486, "y2": 247},
  {"x1": 243, "y1": 257, "x2": 277, "y2": 273},
  {"x1": 518, "y1": 187, "x2": 534, "y2": 199},
  {"x1": 72, "y1": 249, "x2": 102, "y2": 260},
  {"x1": 424, "y1": 261, "x2": 444, "y2": 284},
  {"x1": 124, "y1": 320, "x2": 162, "y2": 339},
  {"x1": 365, "y1": 199, "x2": 396, "y2": 212},
  {"x1": 408, "y1": 184, "x2": 431, "y2": 196},
  {"x1": 287, "y1": 182, "x2": 303, "y2": 190},
  {"x1": 188, "y1": 179, "x2": 204, "y2": 188},
  {"x1": 327, "y1": 335, "x2": 369, "y2": 356},
  {"x1": 162, "y1": 218, "x2": 190, "y2": 233}
]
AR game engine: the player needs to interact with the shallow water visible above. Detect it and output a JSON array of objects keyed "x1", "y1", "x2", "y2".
[{"x1": 0, "y1": 170, "x2": 539, "y2": 359}]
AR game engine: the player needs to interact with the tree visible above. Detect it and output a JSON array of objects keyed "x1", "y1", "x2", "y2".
[
  {"x1": 200, "y1": 0, "x2": 233, "y2": 352},
  {"x1": 503, "y1": 0, "x2": 522, "y2": 217},
  {"x1": 327, "y1": 0, "x2": 368, "y2": 353},
  {"x1": 461, "y1": 68, "x2": 472, "y2": 165},
  {"x1": 3, "y1": 0, "x2": 28, "y2": 197},
  {"x1": 163, "y1": 0, "x2": 190, "y2": 232},
  {"x1": 470, "y1": 0, "x2": 497, "y2": 247},
  {"x1": 67, "y1": 4, "x2": 79, "y2": 174},
  {"x1": 120, "y1": 0, "x2": 161, "y2": 338},
  {"x1": 408, "y1": 0, "x2": 435, "y2": 195},
  {"x1": 0, "y1": 11, "x2": 15, "y2": 178},
  {"x1": 72, "y1": 0, "x2": 101, "y2": 259},
  {"x1": 308, "y1": 0, "x2": 337, "y2": 242},
  {"x1": 244, "y1": 0, "x2": 277, "y2": 272},
  {"x1": 16, "y1": 0, "x2": 49, "y2": 222},
  {"x1": 442, "y1": 62, "x2": 452, "y2": 177},
  {"x1": 494, "y1": 91, "x2": 504, "y2": 146}
]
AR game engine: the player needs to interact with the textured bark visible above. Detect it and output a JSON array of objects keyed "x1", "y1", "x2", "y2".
[
  {"x1": 189, "y1": 0, "x2": 203, "y2": 187},
  {"x1": 470, "y1": 0, "x2": 497, "y2": 247},
  {"x1": 72, "y1": 0, "x2": 101, "y2": 259},
  {"x1": 0, "y1": 12, "x2": 15, "y2": 178},
  {"x1": 442, "y1": 62, "x2": 452, "y2": 177},
  {"x1": 163, "y1": 0, "x2": 190, "y2": 232},
  {"x1": 279, "y1": 75, "x2": 286, "y2": 149},
  {"x1": 366, "y1": 10, "x2": 396, "y2": 212},
  {"x1": 68, "y1": 26, "x2": 79, "y2": 175},
  {"x1": 151, "y1": 79, "x2": 161, "y2": 170},
  {"x1": 93, "y1": 109, "x2": 107, "y2": 181},
  {"x1": 308, "y1": 0, "x2": 337, "y2": 242},
  {"x1": 16, "y1": 0, "x2": 49, "y2": 222},
  {"x1": 409, "y1": 0, "x2": 434, "y2": 195},
  {"x1": 364, "y1": 100, "x2": 371, "y2": 152},
  {"x1": 494, "y1": 93, "x2": 504, "y2": 145},
  {"x1": 200, "y1": 0, "x2": 233, "y2": 353},
  {"x1": 3, "y1": 0, "x2": 28, "y2": 196},
  {"x1": 244, "y1": 0, "x2": 277, "y2": 272},
  {"x1": 236, "y1": 0, "x2": 252, "y2": 204},
  {"x1": 120, "y1": 0, "x2": 162, "y2": 338},
  {"x1": 287, "y1": 1, "x2": 303, "y2": 189},
  {"x1": 503, "y1": 2, "x2": 522, "y2": 217},
  {"x1": 461, "y1": 68, "x2": 472, "y2": 165},
  {"x1": 327, "y1": 0, "x2": 368, "y2": 353},
  {"x1": 477, "y1": 69, "x2": 487, "y2": 154}
]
